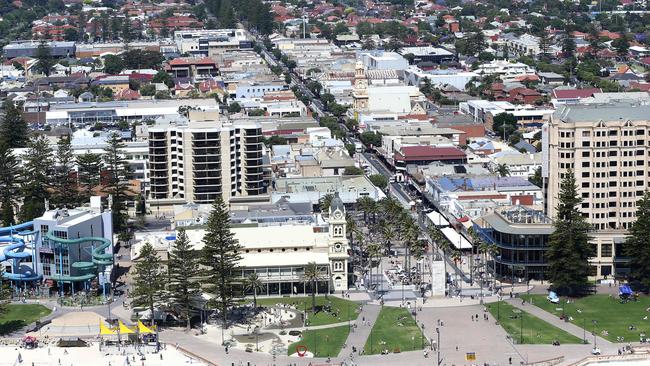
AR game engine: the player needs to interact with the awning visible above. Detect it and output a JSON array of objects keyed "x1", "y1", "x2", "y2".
[
  {"x1": 426, "y1": 211, "x2": 450, "y2": 227},
  {"x1": 99, "y1": 322, "x2": 116, "y2": 336},
  {"x1": 118, "y1": 321, "x2": 135, "y2": 334},
  {"x1": 441, "y1": 227, "x2": 473, "y2": 250}
]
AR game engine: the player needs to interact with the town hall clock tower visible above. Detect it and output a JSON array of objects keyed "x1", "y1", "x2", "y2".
[{"x1": 328, "y1": 193, "x2": 349, "y2": 291}]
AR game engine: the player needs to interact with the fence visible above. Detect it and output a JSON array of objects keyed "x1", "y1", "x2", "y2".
[{"x1": 525, "y1": 356, "x2": 564, "y2": 366}]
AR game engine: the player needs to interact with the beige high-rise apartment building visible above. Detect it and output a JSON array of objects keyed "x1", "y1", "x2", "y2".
[
  {"x1": 543, "y1": 103, "x2": 650, "y2": 279},
  {"x1": 148, "y1": 111, "x2": 267, "y2": 214}
]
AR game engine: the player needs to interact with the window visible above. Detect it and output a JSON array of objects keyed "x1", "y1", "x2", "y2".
[
  {"x1": 333, "y1": 225, "x2": 343, "y2": 236},
  {"x1": 53, "y1": 231, "x2": 67, "y2": 239},
  {"x1": 333, "y1": 261, "x2": 344, "y2": 272},
  {"x1": 601, "y1": 244, "x2": 612, "y2": 257}
]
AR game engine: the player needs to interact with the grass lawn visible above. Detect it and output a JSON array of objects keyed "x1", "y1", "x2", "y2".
[
  {"x1": 0, "y1": 304, "x2": 52, "y2": 335},
  {"x1": 363, "y1": 306, "x2": 428, "y2": 355},
  {"x1": 522, "y1": 294, "x2": 650, "y2": 343},
  {"x1": 287, "y1": 325, "x2": 350, "y2": 357},
  {"x1": 256, "y1": 296, "x2": 359, "y2": 326},
  {"x1": 486, "y1": 301, "x2": 582, "y2": 344}
]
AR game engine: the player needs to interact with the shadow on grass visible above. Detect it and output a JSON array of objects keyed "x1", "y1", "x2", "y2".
[{"x1": 0, "y1": 320, "x2": 26, "y2": 335}]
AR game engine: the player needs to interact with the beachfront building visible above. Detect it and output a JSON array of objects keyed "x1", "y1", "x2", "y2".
[
  {"x1": 134, "y1": 194, "x2": 351, "y2": 294},
  {"x1": 475, "y1": 205, "x2": 552, "y2": 281}
]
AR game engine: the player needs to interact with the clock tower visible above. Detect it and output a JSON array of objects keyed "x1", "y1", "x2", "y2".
[{"x1": 328, "y1": 193, "x2": 349, "y2": 291}]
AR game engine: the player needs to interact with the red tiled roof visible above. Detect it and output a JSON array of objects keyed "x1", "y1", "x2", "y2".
[
  {"x1": 168, "y1": 57, "x2": 216, "y2": 66},
  {"x1": 628, "y1": 82, "x2": 650, "y2": 92},
  {"x1": 122, "y1": 73, "x2": 154, "y2": 81},
  {"x1": 115, "y1": 89, "x2": 141, "y2": 100},
  {"x1": 395, "y1": 146, "x2": 466, "y2": 161},
  {"x1": 515, "y1": 88, "x2": 541, "y2": 96},
  {"x1": 552, "y1": 88, "x2": 601, "y2": 99}
]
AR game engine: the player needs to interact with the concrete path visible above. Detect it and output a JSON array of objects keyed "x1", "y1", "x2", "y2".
[
  {"x1": 506, "y1": 298, "x2": 612, "y2": 346},
  {"x1": 341, "y1": 304, "x2": 381, "y2": 356}
]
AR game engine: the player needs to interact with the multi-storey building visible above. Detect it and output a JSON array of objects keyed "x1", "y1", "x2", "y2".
[
  {"x1": 173, "y1": 29, "x2": 251, "y2": 57},
  {"x1": 475, "y1": 205, "x2": 553, "y2": 282},
  {"x1": 134, "y1": 193, "x2": 350, "y2": 294},
  {"x1": 147, "y1": 111, "x2": 267, "y2": 214},
  {"x1": 543, "y1": 103, "x2": 650, "y2": 278}
]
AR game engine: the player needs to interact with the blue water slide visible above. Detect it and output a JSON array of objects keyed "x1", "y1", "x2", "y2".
[
  {"x1": 0, "y1": 221, "x2": 34, "y2": 235},
  {"x1": 0, "y1": 233, "x2": 41, "y2": 281}
]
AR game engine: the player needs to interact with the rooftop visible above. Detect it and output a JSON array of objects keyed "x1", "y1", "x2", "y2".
[
  {"x1": 397, "y1": 146, "x2": 466, "y2": 160},
  {"x1": 434, "y1": 175, "x2": 539, "y2": 192},
  {"x1": 481, "y1": 206, "x2": 553, "y2": 235},
  {"x1": 554, "y1": 103, "x2": 650, "y2": 123},
  {"x1": 274, "y1": 175, "x2": 377, "y2": 194}
]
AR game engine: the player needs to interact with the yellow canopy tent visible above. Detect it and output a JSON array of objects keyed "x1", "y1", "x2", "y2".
[
  {"x1": 118, "y1": 321, "x2": 135, "y2": 334},
  {"x1": 136, "y1": 321, "x2": 155, "y2": 334},
  {"x1": 99, "y1": 322, "x2": 117, "y2": 336}
]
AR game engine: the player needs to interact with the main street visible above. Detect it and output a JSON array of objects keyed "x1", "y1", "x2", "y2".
[{"x1": 256, "y1": 33, "x2": 479, "y2": 289}]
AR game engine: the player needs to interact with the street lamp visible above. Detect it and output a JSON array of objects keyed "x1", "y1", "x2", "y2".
[
  {"x1": 255, "y1": 328, "x2": 259, "y2": 352},
  {"x1": 592, "y1": 320, "x2": 597, "y2": 348},
  {"x1": 497, "y1": 298, "x2": 501, "y2": 323},
  {"x1": 520, "y1": 312, "x2": 524, "y2": 345},
  {"x1": 347, "y1": 302, "x2": 350, "y2": 332},
  {"x1": 421, "y1": 324, "x2": 425, "y2": 349},
  {"x1": 436, "y1": 327, "x2": 442, "y2": 366}
]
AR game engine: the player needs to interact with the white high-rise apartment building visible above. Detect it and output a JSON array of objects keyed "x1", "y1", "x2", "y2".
[
  {"x1": 148, "y1": 111, "x2": 266, "y2": 214},
  {"x1": 543, "y1": 103, "x2": 650, "y2": 279}
]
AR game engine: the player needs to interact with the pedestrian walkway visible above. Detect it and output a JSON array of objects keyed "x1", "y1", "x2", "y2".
[
  {"x1": 506, "y1": 298, "x2": 612, "y2": 346},
  {"x1": 341, "y1": 304, "x2": 381, "y2": 356}
]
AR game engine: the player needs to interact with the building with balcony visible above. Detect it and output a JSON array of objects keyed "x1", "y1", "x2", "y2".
[
  {"x1": 475, "y1": 206, "x2": 552, "y2": 281},
  {"x1": 165, "y1": 57, "x2": 219, "y2": 81},
  {"x1": 173, "y1": 29, "x2": 251, "y2": 57},
  {"x1": 147, "y1": 110, "x2": 267, "y2": 215},
  {"x1": 543, "y1": 102, "x2": 650, "y2": 278}
]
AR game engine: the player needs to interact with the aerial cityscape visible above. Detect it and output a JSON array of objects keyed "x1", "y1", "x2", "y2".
[{"x1": 1, "y1": 0, "x2": 650, "y2": 365}]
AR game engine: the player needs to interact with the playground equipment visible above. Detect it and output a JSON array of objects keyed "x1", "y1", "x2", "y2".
[
  {"x1": 0, "y1": 221, "x2": 41, "y2": 282},
  {"x1": 45, "y1": 231, "x2": 113, "y2": 290},
  {"x1": 0, "y1": 220, "x2": 113, "y2": 295}
]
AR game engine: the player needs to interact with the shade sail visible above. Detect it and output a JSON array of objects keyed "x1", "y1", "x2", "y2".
[
  {"x1": 99, "y1": 322, "x2": 116, "y2": 336},
  {"x1": 137, "y1": 321, "x2": 155, "y2": 334},
  {"x1": 118, "y1": 321, "x2": 135, "y2": 334}
]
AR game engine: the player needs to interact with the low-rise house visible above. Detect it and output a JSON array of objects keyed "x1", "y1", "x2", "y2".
[
  {"x1": 394, "y1": 146, "x2": 466, "y2": 171},
  {"x1": 488, "y1": 151, "x2": 541, "y2": 178}
]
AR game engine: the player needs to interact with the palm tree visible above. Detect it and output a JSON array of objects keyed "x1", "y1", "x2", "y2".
[
  {"x1": 487, "y1": 243, "x2": 500, "y2": 290},
  {"x1": 304, "y1": 262, "x2": 321, "y2": 314},
  {"x1": 380, "y1": 220, "x2": 396, "y2": 254},
  {"x1": 346, "y1": 213, "x2": 358, "y2": 247},
  {"x1": 319, "y1": 194, "x2": 333, "y2": 214},
  {"x1": 429, "y1": 226, "x2": 450, "y2": 255},
  {"x1": 496, "y1": 163, "x2": 510, "y2": 177},
  {"x1": 244, "y1": 273, "x2": 263, "y2": 309},
  {"x1": 367, "y1": 242, "x2": 381, "y2": 290},
  {"x1": 356, "y1": 196, "x2": 376, "y2": 223},
  {"x1": 451, "y1": 250, "x2": 462, "y2": 265},
  {"x1": 402, "y1": 217, "x2": 419, "y2": 276}
]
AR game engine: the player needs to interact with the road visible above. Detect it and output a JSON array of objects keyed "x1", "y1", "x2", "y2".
[
  {"x1": 255, "y1": 34, "x2": 326, "y2": 117},
  {"x1": 254, "y1": 30, "x2": 476, "y2": 288}
]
